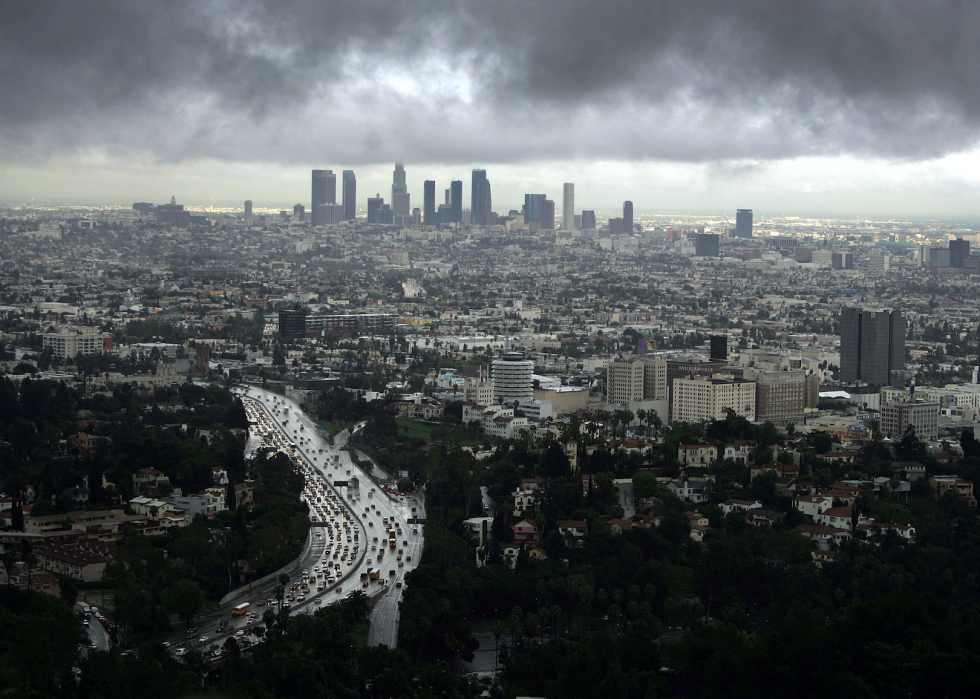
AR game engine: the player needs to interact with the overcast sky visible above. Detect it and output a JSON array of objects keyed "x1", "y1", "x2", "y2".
[{"x1": 3, "y1": 0, "x2": 980, "y2": 217}]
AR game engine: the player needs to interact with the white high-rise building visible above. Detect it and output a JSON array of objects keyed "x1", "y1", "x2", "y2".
[
  {"x1": 562, "y1": 183, "x2": 576, "y2": 230},
  {"x1": 492, "y1": 352, "x2": 534, "y2": 405}
]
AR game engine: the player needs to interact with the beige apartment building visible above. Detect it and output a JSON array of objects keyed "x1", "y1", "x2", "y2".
[
  {"x1": 43, "y1": 330, "x2": 106, "y2": 360},
  {"x1": 672, "y1": 376, "x2": 757, "y2": 423},
  {"x1": 745, "y1": 368, "x2": 807, "y2": 424}
]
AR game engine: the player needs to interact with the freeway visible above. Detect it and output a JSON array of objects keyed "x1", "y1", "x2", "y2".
[
  {"x1": 235, "y1": 386, "x2": 424, "y2": 649},
  {"x1": 156, "y1": 384, "x2": 424, "y2": 658}
]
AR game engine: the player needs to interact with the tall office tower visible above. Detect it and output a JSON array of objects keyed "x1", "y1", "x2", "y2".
[
  {"x1": 474, "y1": 178, "x2": 492, "y2": 226},
  {"x1": 581, "y1": 210, "x2": 596, "y2": 229},
  {"x1": 278, "y1": 309, "x2": 307, "y2": 340},
  {"x1": 423, "y1": 180, "x2": 436, "y2": 224},
  {"x1": 342, "y1": 170, "x2": 356, "y2": 220},
  {"x1": 391, "y1": 163, "x2": 410, "y2": 216},
  {"x1": 293, "y1": 203, "x2": 305, "y2": 222},
  {"x1": 450, "y1": 180, "x2": 463, "y2": 223},
  {"x1": 437, "y1": 203, "x2": 453, "y2": 223},
  {"x1": 367, "y1": 194, "x2": 384, "y2": 223},
  {"x1": 445, "y1": 188, "x2": 451, "y2": 205},
  {"x1": 471, "y1": 169, "x2": 487, "y2": 224},
  {"x1": 524, "y1": 194, "x2": 547, "y2": 223},
  {"x1": 695, "y1": 233, "x2": 720, "y2": 257},
  {"x1": 840, "y1": 308, "x2": 906, "y2": 385},
  {"x1": 710, "y1": 334, "x2": 728, "y2": 362},
  {"x1": 735, "y1": 209, "x2": 753, "y2": 238},
  {"x1": 623, "y1": 200, "x2": 633, "y2": 233},
  {"x1": 541, "y1": 199, "x2": 555, "y2": 230},
  {"x1": 311, "y1": 169, "x2": 336, "y2": 225},
  {"x1": 950, "y1": 238, "x2": 970, "y2": 268},
  {"x1": 492, "y1": 352, "x2": 534, "y2": 404},
  {"x1": 244, "y1": 200, "x2": 253, "y2": 227},
  {"x1": 412, "y1": 208, "x2": 422, "y2": 225},
  {"x1": 562, "y1": 183, "x2": 575, "y2": 229}
]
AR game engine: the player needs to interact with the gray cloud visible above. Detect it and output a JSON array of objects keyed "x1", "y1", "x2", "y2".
[{"x1": 2, "y1": 0, "x2": 980, "y2": 166}]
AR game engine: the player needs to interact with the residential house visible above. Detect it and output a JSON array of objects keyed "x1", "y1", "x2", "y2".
[
  {"x1": 930, "y1": 476, "x2": 977, "y2": 507},
  {"x1": 746, "y1": 508, "x2": 781, "y2": 527},
  {"x1": 512, "y1": 518, "x2": 540, "y2": 544},
  {"x1": 605, "y1": 518, "x2": 636, "y2": 535},
  {"x1": 557, "y1": 519, "x2": 588, "y2": 547},
  {"x1": 720, "y1": 499, "x2": 762, "y2": 516},
  {"x1": 686, "y1": 511, "x2": 709, "y2": 527},
  {"x1": 797, "y1": 524, "x2": 852, "y2": 550},
  {"x1": 512, "y1": 488, "x2": 538, "y2": 516},
  {"x1": 793, "y1": 495, "x2": 834, "y2": 521},
  {"x1": 723, "y1": 440, "x2": 756, "y2": 465},
  {"x1": 677, "y1": 444, "x2": 718, "y2": 468},
  {"x1": 234, "y1": 482, "x2": 255, "y2": 509},
  {"x1": 132, "y1": 467, "x2": 171, "y2": 496},
  {"x1": 666, "y1": 480, "x2": 710, "y2": 504},
  {"x1": 814, "y1": 505, "x2": 859, "y2": 531}
]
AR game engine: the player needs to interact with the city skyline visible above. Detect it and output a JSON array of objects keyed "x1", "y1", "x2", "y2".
[{"x1": 5, "y1": 2, "x2": 980, "y2": 216}]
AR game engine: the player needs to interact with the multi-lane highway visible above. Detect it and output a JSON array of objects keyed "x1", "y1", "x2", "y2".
[
  {"x1": 234, "y1": 385, "x2": 424, "y2": 648},
  {"x1": 155, "y1": 385, "x2": 424, "y2": 657}
]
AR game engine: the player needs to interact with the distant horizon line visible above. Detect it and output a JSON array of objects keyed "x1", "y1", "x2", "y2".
[{"x1": 3, "y1": 200, "x2": 980, "y2": 224}]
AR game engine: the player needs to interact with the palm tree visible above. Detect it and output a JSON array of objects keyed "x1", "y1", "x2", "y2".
[
  {"x1": 491, "y1": 619, "x2": 505, "y2": 670},
  {"x1": 1, "y1": 551, "x2": 15, "y2": 584},
  {"x1": 24, "y1": 553, "x2": 36, "y2": 590}
]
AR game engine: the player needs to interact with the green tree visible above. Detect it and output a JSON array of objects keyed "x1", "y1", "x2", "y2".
[{"x1": 162, "y1": 579, "x2": 205, "y2": 629}]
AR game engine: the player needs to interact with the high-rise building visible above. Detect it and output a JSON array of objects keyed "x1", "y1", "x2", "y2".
[
  {"x1": 880, "y1": 400, "x2": 940, "y2": 440},
  {"x1": 367, "y1": 194, "x2": 386, "y2": 223},
  {"x1": 745, "y1": 368, "x2": 806, "y2": 425},
  {"x1": 524, "y1": 194, "x2": 547, "y2": 224},
  {"x1": 391, "y1": 163, "x2": 410, "y2": 216},
  {"x1": 244, "y1": 200, "x2": 253, "y2": 227},
  {"x1": 840, "y1": 308, "x2": 906, "y2": 385},
  {"x1": 710, "y1": 335, "x2": 728, "y2": 362},
  {"x1": 950, "y1": 238, "x2": 970, "y2": 268},
  {"x1": 450, "y1": 180, "x2": 463, "y2": 223},
  {"x1": 278, "y1": 310, "x2": 307, "y2": 340},
  {"x1": 623, "y1": 200, "x2": 633, "y2": 233},
  {"x1": 474, "y1": 178, "x2": 492, "y2": 226},
  {"x1": 342, "y1": 170, "x2": 356, "y2": 220},
  {"x1": 317, "y1": 204, "x2": 345, "y2": 225},
  {"x1": 581, "y1": 210, "x2": 596, "y2": 230},
  {"x1": 293, "y1": 203, "x2": 305, "y2": 222},
  {"x1": 672, "y1": 376, "x2": 757, "y2": 423},
  {"x1": 311, "y1": 169, "x2": 336, "y2": 225},
  {"x1": 423, "y1": 180, "x2": 436, "y2": 224},
  {"x1": 831, "y1": 252, "x2": 854, "y2": 270},
  {"x1": 541, "y1": 199, "x2": 555, "y2": 230},
  {"x1": 735, "y1": 209, "x2": 753, "y2": 238},
  {"x1": 695, "y1": 233, "x2": 720, "y2": 257},
  {"x1": 437, "y1": 203, "x2": 453, "y2": 223},
  {"x1": 471, "y1": 169, "x2": 488, "y2": 224},
  {"x1": 607, "y1": 356, "x2": 646, "y2": 404},
  {"x1": 492, "y1": 352, "x2": 534, "y2": 405},
  {"x1": 562, "y1": 183, "x2": 575, "y2": 230}
]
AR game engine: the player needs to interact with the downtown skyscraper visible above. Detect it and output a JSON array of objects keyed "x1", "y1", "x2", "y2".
[
  {"x1": 562, "y1": 183, "x2": 575, "y2": 230},
  {"x1": 450, "y1": 180, "x2": 463, "y2": 223},
  {"x1": 342, "y1": 170, "x2": 356, "y2": 220},
  {"x1": 311, "y1": 169, "x2": 336, "y2": 226},
  {"x1": 391, "y1": 163, "x2": 410, "y2": 216},
  {"x1": 423, "y1": 180, "x2": 436, "y2": 224},
  {"x1": 471, "y1": 169, "x2": 489, "y2": 225}
]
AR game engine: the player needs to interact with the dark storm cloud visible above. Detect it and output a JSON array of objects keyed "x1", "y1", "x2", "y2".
[{"x1": 3, "y1": 0, "x2": 980, "y2": 165}]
